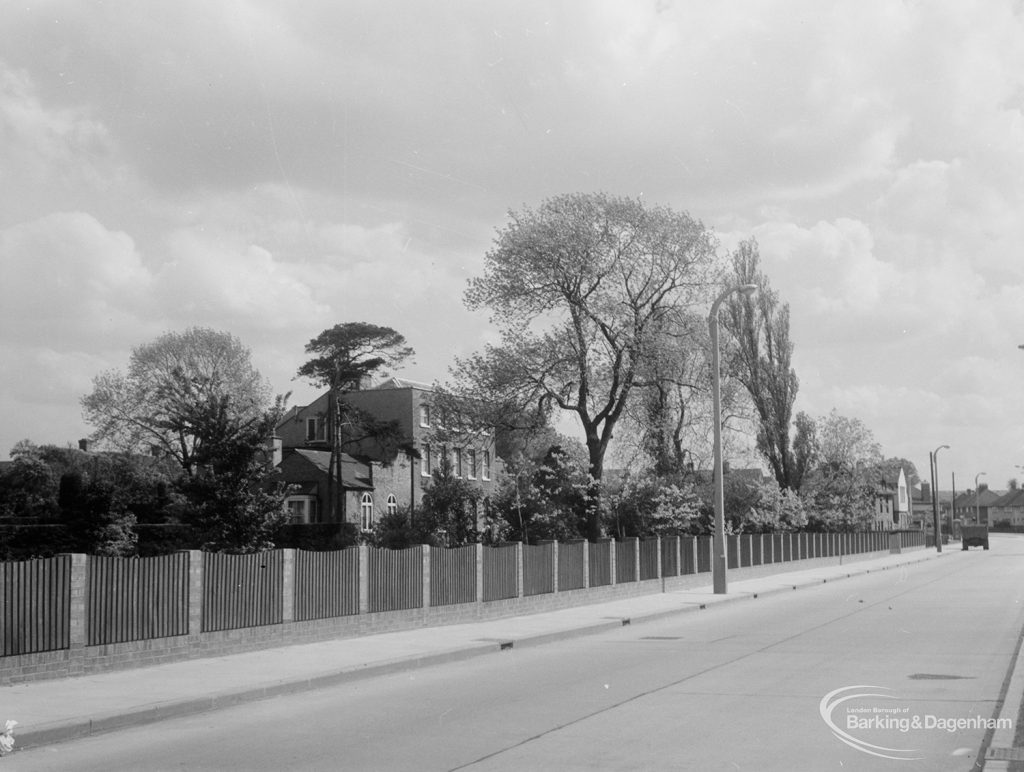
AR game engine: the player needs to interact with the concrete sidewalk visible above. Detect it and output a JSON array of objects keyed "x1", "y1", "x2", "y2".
[{"x1": 2, "y1": 549, "x2": 953, "y2": 752}]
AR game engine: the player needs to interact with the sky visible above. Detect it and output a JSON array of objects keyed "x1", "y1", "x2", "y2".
[{"x1": 1, "y1": 0, "x2": 1022, "y2": 493}]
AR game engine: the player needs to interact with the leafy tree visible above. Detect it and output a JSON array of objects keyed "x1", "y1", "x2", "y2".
[
  {"x1": 745, "y1": 482, "x2": 808, "y2": 533},
  {"x1": 416, "y1": 457, "x2": 482, "y2": 547},
  {"x1": 0, "y1": 441, "x2": 58, "y2": 519},
  {"x1": 64, "y1": 478, "x2": 139, "y2": 557},
  {"x1": 452, "y1": 193, "x2": 720, "y2": 540},
  {"x1": 81, "y1": 328, "x2": 272, "y2": 478},
  {"x1": 296, "y1": 323, "x2": 414, "y2": 521},
  {"x1": 604, "y1": 472, "x2": 702, "y2": 538},
  {"x1": 722, "y1": 239, "x2": 802, "y2": 489},
  {"x1": 179, "y1": 398, "x2": 292, "y2": 553}
]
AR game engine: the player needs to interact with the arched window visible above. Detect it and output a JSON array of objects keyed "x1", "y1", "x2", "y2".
[
  {"x1": 361, "y1": 493, "x2": 374, "y2": 531},
  {"x1": 386, "y1": 494, "x2": 398, "y2": 515}
]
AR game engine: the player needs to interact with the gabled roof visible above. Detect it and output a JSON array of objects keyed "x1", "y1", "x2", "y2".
[
  {"x1": 284, "y1": 448, "x2": 373, "y2": 490},
  {"x1": 952, "y1": 489, "x2": 1004, "y2": 507},
  {"x1": 372, "y1": 377, "x2": 433, "y2": 391},
  {"x1": 992, "y1": 488, "x2": 1024, "y2": 508}
]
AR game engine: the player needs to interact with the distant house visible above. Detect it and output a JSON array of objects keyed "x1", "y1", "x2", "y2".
[
  {"x1": 989, "y1": 488, "x2": 1024, "y2": 528},
  {"x1": 872, "y1": 468, "x2": 911, "y2": 530},
  {"x1": 952, "y1": 487, "x2": 1003, "y2": 526},
  {"x1": 275, "y1": 378, "x2": 501, "y2": 531}
]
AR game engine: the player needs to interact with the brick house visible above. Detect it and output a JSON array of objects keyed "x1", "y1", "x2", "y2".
[
  {"x1": 989, "y1": 488, "x2": 1024, "y2": 527},
  {"x1": 274, "y1": 378, "x2": 501, "y2": 531}
]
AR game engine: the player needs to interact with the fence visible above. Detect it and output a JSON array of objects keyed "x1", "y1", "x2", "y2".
[{"x1": 0, "y1": 531, "x2": 925, "y2": 683}]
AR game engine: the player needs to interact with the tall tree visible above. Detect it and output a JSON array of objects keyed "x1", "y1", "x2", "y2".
[
  {"x1": 81, "y1": 328, "x2": 272, "y2": 478},
  {"x1": 452, "y1": 193, "x2": 719, "y2": 540},
  {"x1": 722, "y1": 239, "x2": 801, "y2": 489},
  {"x1": 296, "y1": 323, "x2": 414, "y2": 521}
]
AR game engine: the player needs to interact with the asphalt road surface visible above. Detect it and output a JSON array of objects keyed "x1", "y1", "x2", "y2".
[{"x1": 9, "y1": 536, "x2": 1024, "y2": 771}]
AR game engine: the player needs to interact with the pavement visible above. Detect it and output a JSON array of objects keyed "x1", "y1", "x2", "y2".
[{"x1": 2, "y1": 545, "x2": 1020, "y2": 767}]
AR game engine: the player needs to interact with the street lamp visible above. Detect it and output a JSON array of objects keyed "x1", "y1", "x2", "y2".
[
  {"x1": 709, "y1": 282, "x2": 758, "y2": 594},
  {"x1": 930, "y1": 445, "x2": 949, "y2": 553},
  {"x1": 975, "y1": 472, "x2": 987, "y2": 525}
]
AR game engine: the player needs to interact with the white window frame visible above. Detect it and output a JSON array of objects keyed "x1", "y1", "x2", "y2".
[
  {"x1": 360, "y1": 493, "x2": 374, "y2": 531},
  {"x1": 454, "y1": 447, "x2": 463, "y2": 477},
  {"x1": 421, "y1": 444, "x2": 432, "y2": 477},
  {"x1": 482, "y1": 450, "x2": 491, "y2": 480},
  {"x1": 467, "y1": 449, "x2": 477, "y2": 479},
  {"x1": 420, "y1": 404, "x2": 431, "y2": 428},
  {"x1": 284, "y1": 495, "x2": 317, "y2": 524},
  {"x1": 386, "y1": 494, "x2": 398, "y2": 515}
]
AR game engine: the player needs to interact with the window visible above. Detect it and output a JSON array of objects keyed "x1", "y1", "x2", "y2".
[
  {"x1": 421, "y1": 444, "x2": 432, "y2": 477},
  {"x1": 454, "y1": 448, "x2": 463, "y2": 477},
  {"x1": 467, "y1": 449, "x2": 477, "y2": 479},
  {"x1": 386, "y1": 494, "x2": 398, "y2": 515},
  {"x1": 420, "y1": 404, "x2": 431, "y2": 428},
  {"x1": 305, "y1": 417, "x2": 326, "y2": 442},
  {"x1": 285, "y1": 496, "x2": 318, "y2": 524},
  {"x1": 482, "y1": 450, "x2": 491, "y2": 480},
  {"x1": 361, "y1": 493, "x2": 374, "y2": 531}
]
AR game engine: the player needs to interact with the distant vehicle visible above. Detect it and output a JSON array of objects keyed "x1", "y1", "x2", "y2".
[{"x1": 961, "y1": 524, "x2": 989, "y2": 550}]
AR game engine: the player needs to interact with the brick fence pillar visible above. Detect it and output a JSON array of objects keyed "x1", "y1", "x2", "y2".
[
  {"x1": 358, "y1": 545, "x2": 370, "y2": 614},
  {"x1": 475, "y1": 543, "x2": 484, "y2": 603},
  {"x1": 582, "y1": 540, "x2": 590, "y2": 588},
  {"x1": 422, "y1": 545, "x2": 431, "y2": 609},
  {"x1": 186, "y1": 550, "x2": 203, "y2": 636},
  {"x1": 66, "y1": 553, "x2": 87, "y2": 651},
  {"x1": 551, "y1": 541, "x2": 559, "y2": 594},
  {"x1": 281, "y1": 549, "x2": 295, "y2": 623},
  {"x1": 515, "y1": 542, "x2": 524, "y2": 598}
]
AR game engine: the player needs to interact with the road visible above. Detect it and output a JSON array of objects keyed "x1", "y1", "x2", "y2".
[{"x1": 9, "y1": 537, "x2": 1024, "y2": 771}]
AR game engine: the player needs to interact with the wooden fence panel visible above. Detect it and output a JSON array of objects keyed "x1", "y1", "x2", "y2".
[
  {"x1": 589, "y1": 540, "x2": 612, "y2": 587},
  {"x1": 614, "y1": 539, "x2": 636, "y2": 584},
  {"x1": 87, "y1": 553, "x2": 189, "y2": 646},
  {"x1": 639, "y1": 538, "x2": 659, "y2": 580},
  {"x1": 369, "y1": 546, "x2": 423, "y2": 612},
  {"x1": 430, "y1": 546, "x2": 477, "y2": 607},
  {"x1": 1, "y1": 556, "x2": 71, "y2": 656},
  {"x1": 202, "y1": 551, "x2": 284, "y2": 633},
  {"x1": 558, "y1": 541, "x2": 586, "y2": 590},
  {"x1": 660, "y1": 537, "x2": 680, "y2": 578},
  {"x1": 294, "y1": 548, "x2": 359, "y2": 621},
  {"x1": 727, "y1": 535, "x2": 740, "y2": 569},
  {"x1": 523, "y1": 543, "x2": 554, "y2": 596},
  {"x1": 483, "y1": 544, "x2": 518, "y2": 601},
  {"x1": 696, "y1": 536, "x2": 711, "y2": 573}
]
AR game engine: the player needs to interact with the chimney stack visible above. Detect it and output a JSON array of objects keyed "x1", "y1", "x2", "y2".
[{"x1": 78, "y1": 438, "x2": 90, "y2": 452}]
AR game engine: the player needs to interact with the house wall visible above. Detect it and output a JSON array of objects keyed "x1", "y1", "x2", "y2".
[{"x1": 277, "y1": 385, "x2": 501, "y2": 524}]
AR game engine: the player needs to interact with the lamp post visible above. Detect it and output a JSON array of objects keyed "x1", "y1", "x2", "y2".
[
  {"x1": 930, "y1": 445, "x2": 949, "y2": 552},
  {"x1": 975, "y1": 472, "x2": 987, "y2": 525},
  {"x1": 709, "y1": 282, "x2": 758, "y2": 594}
]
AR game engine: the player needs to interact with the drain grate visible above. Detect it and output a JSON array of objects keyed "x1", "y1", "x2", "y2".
[
  {"x1": 640, "y1": 636, "x2": 682, "y2": 640},
  {"x1": 907, "y1": 673, "x2": 973, "y2": 680}
]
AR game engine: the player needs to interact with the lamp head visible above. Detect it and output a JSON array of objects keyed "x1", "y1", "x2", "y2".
[{"x1": 740, "y1": 283, "x2": 758, "y2": 298}]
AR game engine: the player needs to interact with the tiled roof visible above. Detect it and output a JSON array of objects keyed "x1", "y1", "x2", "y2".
[
  {"x1": 992, "y1": 488, "x2": 1024, "y2": 508},
  {"x1": 290, "y1": 448, "x2": 373, "y2": 490}
]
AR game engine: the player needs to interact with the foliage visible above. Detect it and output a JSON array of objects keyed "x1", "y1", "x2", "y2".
[
  {"x1": 415, "y1": 457, "x2": 482, "y2": 547},
  {"x1": 814, "y1": 409, "x2": 883, "y2": 474},
  {"x1": 485, "y1": 444, "x2": 592, "y2": 544},
  {"x1": 721, "y1": 239, "x2": 803, "y2": 490},
  {"x1": 367, "y1": 506, "x2": 432, "y2": 549},
  {"x1": 0, "y1": 445, "x2": 58, "y2": 519},
  {"x1": 178, "y1": 398, "x2": 292, "y2": 553},
  {"x1": 64, "y1": 478, "x2": 139, "y2": 556},
  {"x1": 81, "y1": 328, "x2": 272, "y2": 477},
  {"x1": 296, "y1": 322, "x2": 414, "y2": 520},
  {"x1": 453, "y1": 192, "x2": 720, "y2": 540},
  {"x1": 604, "y1": 472, "x2": 702, "y2": 538},
  {"x1": 745, "y1": 482, "x2": 808, "y2": 533}
]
